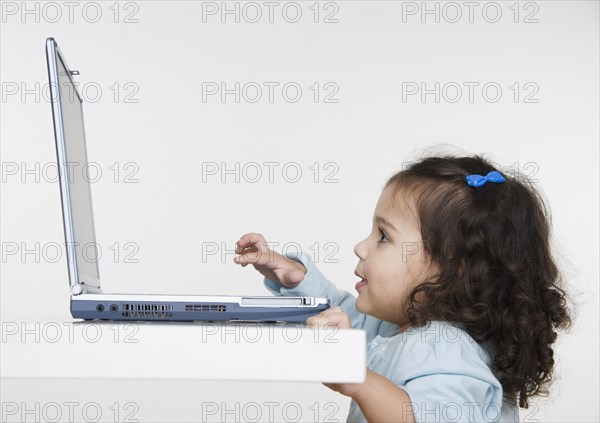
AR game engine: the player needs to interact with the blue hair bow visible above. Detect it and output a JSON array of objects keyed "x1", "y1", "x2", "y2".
[{"x1": 465, "y1": 170, "x2": 506, "y2": 187}]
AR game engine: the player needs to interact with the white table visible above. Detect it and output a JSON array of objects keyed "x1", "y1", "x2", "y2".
[
  {"x1": 2, "y1": 320, "x2": 365, "y2": 422},
  {"x1": 1, "y1": 320, "x2": 366, "y2": 382}
]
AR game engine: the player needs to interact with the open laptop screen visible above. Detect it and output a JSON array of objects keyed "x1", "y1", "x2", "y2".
[{"x1": 52, "y1": 46, "x2": 100, "y2": 287}]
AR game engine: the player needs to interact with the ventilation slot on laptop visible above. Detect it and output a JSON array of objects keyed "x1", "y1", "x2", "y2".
[
  {"x1": 185, "y1": 304, "x2": 227, "y2": 312},
  {"x1": 122, "y1": 303, "x2": 173, "y2": 318}
]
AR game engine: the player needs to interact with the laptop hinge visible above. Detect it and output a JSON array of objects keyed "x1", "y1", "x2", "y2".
[{"x1": 71, "y1": 284, "x2": 103, "y2": 295}]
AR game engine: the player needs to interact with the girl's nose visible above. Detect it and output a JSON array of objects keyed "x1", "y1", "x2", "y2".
[{"x1": 354, "y1": 238, "x2": 368, "y2": 260}]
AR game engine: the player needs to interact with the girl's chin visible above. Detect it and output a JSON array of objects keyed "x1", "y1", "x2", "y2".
[{"x1": 355, "y1": 297, "x2": 367, "y2": 314}]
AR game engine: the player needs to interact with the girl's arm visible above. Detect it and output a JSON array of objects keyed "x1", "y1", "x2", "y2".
[
  {"x1": 235, "y1": 233, "x2": 397, "y2": 339},
  {"x1": 351, "y1": 369, "x2": 416, "y2": 423},
  {"x1": 309, "y1": 308, "x2": 416, "y2": 423},
  {"x1": 311, "y1": 317, "x2": 508, "y2": 423}
]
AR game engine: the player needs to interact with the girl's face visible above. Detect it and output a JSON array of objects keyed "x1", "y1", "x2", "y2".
[{"x1": 353, "y1": 185, "x2": 437, "y2": 326}]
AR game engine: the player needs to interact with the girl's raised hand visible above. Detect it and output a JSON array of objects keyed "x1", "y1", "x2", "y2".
[{"x1": 233, "y1": 232, "x2": 306, "y2": 289}]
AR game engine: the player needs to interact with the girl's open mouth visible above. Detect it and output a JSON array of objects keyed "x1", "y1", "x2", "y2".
[{"x1": 355, "y1": 279, "x2": 368, "y2": 291}]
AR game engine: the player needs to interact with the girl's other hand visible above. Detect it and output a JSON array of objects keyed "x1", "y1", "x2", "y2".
[
  {"x1": 233, "y1": 232, "x2": 306, "y2": 289},
  {"x1": 323, "y1": 369, "x2": 372, "y2": 400},
  {"x1": 309, "y1": 307, "x2": 366, "y2": 398},
  {"x1": 306, "y1": 306, "x2": 351, "y2": 330}
]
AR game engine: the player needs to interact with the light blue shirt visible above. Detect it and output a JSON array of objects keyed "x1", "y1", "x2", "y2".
[{"x1": 263, "y1": 251, "x2": 520, "y2": 423}]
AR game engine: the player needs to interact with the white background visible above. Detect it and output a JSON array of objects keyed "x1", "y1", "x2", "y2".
[{"x1": 1, "y1": 1, "x2": 598, "y2": 422}]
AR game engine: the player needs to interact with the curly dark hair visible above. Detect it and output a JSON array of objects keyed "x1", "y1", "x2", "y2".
[{"x1": 385, "y1": 154, "x2": 572, "y2": 408}]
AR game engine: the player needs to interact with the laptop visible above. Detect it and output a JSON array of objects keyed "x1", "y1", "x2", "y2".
[{"x1": 45, "y1": 37, "x2": 330, "y2": 322}]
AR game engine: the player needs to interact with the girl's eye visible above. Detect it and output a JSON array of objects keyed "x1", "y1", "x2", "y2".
[{"x1": 378, "y1": 227, "x2": 389, "y2": 243}]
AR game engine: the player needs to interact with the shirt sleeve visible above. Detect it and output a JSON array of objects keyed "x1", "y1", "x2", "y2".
[
  {"x1": 389, "y1": 323, "x2": 508, "y2": 423},
  {"x1": 403, "y1": 374, "x2": 505, "y2": 423},
  {"x1": 262, "y1": 250, "x2": 369, "y2": 330}
]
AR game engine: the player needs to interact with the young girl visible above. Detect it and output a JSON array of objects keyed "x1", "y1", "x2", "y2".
[{"x1": 233, "y1": 154, "x2": 572, "y2": 423}]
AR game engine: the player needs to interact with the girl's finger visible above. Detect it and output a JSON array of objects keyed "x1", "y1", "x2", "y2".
[
  {"x1": 235, "y1": 233, "x2": 272, "y2": 265},
  {"x1": 307, "y1": 309, "x2": 351, "y2": 329},
  {"x1": 316, "y1": 307, "x2": 344, "y2": 320},
  {"x1": 234, "y1": 248, "x2": 267, "y2": 265},
  {"x1": 306, "y1": 314, "x2": 344, "y2": 327},
  {"x1": 233, "y1": 255, "x2": 252, "y2": 266},
  {"x1": 320, "y1": 306, "x2": 342, "y2": 315},
  {"x1": 236, "y1": 233, "x2": 266, "y2": 253}
]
